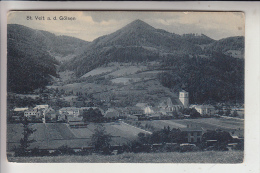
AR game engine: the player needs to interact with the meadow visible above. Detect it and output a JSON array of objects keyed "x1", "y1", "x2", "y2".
[{"x1": 8, "y1": 150, "x2": 243, "y2": 163}]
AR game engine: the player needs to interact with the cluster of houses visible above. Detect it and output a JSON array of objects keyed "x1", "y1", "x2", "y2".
[
  {"x1": 10, "y1": 91, "x2": 245, "y2": 151},
  {"x1": 12, "y1": 90, "x2": 219, "y2": 123}
]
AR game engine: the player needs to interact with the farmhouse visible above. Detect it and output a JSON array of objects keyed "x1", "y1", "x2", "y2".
[
  {"x1": 190, "y1": 105, "x2": 216, "y2": 116},
  {"x1": 180, "y1": 124, "x2": 204, "y2": 143}
]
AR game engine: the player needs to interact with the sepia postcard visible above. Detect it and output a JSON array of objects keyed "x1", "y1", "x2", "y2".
[{"x1": 6, "y1": 11, "x2": 245, "y2": 163}]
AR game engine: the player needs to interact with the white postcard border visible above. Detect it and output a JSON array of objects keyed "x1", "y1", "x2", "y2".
[{"x1": 1, "y1": 1, "x2": 259, "y2": 173}]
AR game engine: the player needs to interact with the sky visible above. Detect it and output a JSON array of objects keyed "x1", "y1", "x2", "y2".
[{"x1": 8, "y1": 11, "x2": 245, "y2": 41}]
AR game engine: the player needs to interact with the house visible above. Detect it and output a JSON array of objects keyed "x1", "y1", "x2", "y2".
[
  {"x1": 149, "y1": 113, "x2": 161, "y2": 120},
  {"x1": 34, "y1": 105, "x2": 49, "y2": 110},
  {"x1": 190, "y1": 105, "x2": 215, "y2": 116},
  {"x1": 180, "y1": 124, "x2": 204, "y2": 143},
  {"x1": 24, "y1": 109, "x2": 43, "y2": 119},
  {"x1": 158, "y1": 97, "x2": 183, "y2": 113},
  {"x1": 126, "y1": 115, "x2": 138, "y2": 121},
  {"x1": 57, "y1": 113, "x2": 68, "y2": 122},
  {"x1": 104, "y1": 108, "x2": 120, "y2": 119},
  {"x1": 59, "y1": 107, "x2": 80, "y2": 116},
  {"x1": 14, "y1": 107, "x2": 28, "y2": 112},
  {"x1": 67, "y1": 116, "x2": 83, "y2": 122},
  {"x1": 34, "y1": 105, "x2": 49, "y2": 117},
  {"x1": 45, "y1": 108, "x2": 57, "y2": 121},
  {"x1": 126, "y1": 107, "x2": 144, "y2": 115}
]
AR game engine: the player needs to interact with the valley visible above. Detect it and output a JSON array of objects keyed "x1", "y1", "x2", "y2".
[{"x1": 7, "y1": 19, "x2": 245, "y2": 161}]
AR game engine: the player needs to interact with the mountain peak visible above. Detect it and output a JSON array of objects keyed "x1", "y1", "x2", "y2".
[{"x1": 124, "y1": 19, "x2": 155, "y2": 30}]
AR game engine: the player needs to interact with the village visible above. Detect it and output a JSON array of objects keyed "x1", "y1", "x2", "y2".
[
  {"x1": 7, "y1": 90, "x2": 244, "y2": 156},
  {"x1": 10, "y1": 90, "x2": 243, "y2": 123}
]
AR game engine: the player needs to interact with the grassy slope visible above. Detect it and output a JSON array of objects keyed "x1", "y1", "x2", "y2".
[{"x1": 8, "y1": 151, "x2": 243, "y2": 163}]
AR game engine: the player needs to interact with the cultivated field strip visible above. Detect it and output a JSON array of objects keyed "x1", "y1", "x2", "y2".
[{"x1": 70, "y1": 128, "x2": 94, "y2": 138}]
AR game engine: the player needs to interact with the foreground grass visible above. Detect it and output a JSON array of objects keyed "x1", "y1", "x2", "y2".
[{"x1": 8, "y1": 151, "x2": 243, "y2": 163}]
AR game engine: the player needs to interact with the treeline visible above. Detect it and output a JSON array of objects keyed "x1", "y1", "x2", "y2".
[{"x1": 157, "y1": 52, "x2": 244, "y2": 104}]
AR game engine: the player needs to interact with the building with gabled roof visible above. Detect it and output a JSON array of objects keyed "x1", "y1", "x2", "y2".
[
  {"x1": 59, "y1": 107, "x2": 80, "y2": 116},
  {"x1": 14, "y1": 107, "x2": 28, "y2": 112},
  {"x1": 180, "y1": 124, "x2": 204, "y2": 143},
  {"x1": 190, "y1": 104, "x2": 215, "y2": 116}
]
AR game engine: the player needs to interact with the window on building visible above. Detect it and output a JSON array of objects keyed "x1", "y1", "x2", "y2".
[
  {"x1": 188, "y1": 138, "x2": 191, "y2": 142},
  {"x1": 197, "y1": 138, "x2": 200, "y2": 143},
  {"x1": 191, "y1": 132, "x2": 193, "y2": 136},
  {"x1": 191, "y1": 138, "x2": 194, "y2": 143}
]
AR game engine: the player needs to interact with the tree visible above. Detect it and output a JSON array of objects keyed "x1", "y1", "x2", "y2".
[
  {"x1": 218, "y1": 110, "x2": 224, "y2": 116},
  {"x1": 91, "y1": 124, "x2": 112, "y2": 154},
  {"x1": 202, "y1": 129, "x2": 233, "y2": 151},
  {"x1": 225, "y1": 109, "x2": 231, "y2": 116},
  {"x1": 15, "y1": 117, "x2": 36, "y2": 156},
  {"x1": 190, "y1": 108, "x2": 201, "y2": 118},
  {"x1": 82, "y1": 108, "x2": 104, "y2": 123},
  {"x1": 232, "y1": 110, "x2": 239, "y2": 117}
]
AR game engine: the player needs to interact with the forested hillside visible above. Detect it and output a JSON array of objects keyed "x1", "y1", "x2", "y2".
[
  {"x1": 7, "y1": 24, "x2": 88, "y2": 93},
  {"x1": 60, "y1": 20, "x2": 204, "y2": 77},
  {"x1": 157, "y1": 52, "x2": 244, "y2": 104}
]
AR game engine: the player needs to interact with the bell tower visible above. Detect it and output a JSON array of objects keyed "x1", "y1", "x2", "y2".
[{"x1": 179, "y1": 90, "x2": 189, "y2": 108}]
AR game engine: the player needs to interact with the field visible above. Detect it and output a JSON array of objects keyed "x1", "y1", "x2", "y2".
[
  {"x1": 7, "y1": 150, "x2": 243, "y2": 163},
  {"x1": 7, "y1": 122, "x2": 150, "y2": 150},
  {"x1": 137, "y1": 118, "x2": 244, "y2": 137},
  {"x1": 7, "y1": 117, "x2": 244, "y2": 152}
]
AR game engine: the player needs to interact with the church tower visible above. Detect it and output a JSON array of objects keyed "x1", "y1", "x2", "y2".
[{"x1": 179, "y1": 90, "x2": 189, "y2": 108}]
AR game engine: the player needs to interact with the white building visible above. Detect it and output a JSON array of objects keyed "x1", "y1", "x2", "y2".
[
  {"x1": 179, "y1": 90, "x2": 189, "y2": 108},
  {"x1": 190, "y1": 105, "x2": 215, "y2": 116},
  {"x1": 24, "y1": 109, "x2": 42, "y2": 119},
  {"x1": 14, "y1": 107, "x2": 28, "y2": 112},
  {"x1": 59, "y1": 107, "x2": 80, "y2": 116}
]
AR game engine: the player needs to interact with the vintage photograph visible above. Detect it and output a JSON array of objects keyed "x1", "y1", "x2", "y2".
[{"x1": 6, "y1": 11, "x2": 244, "y2": 163}]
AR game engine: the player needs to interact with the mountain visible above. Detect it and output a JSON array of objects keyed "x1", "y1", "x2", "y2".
[
  {"x1": 181, "y1": 33, "x2": 215, "y2": 45},
  {"x1": 7, "y1": 21, "x2": 244, "y2": 104},
  {"x1": 60, "y1": 20, "x2": 206, "y2": 77},
  {"x1": 7, "y1": 24, "x2": 88, "y2": 93},
  {"x1": 204, "y1": 36, "x2": 244, "y2": 59}
]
